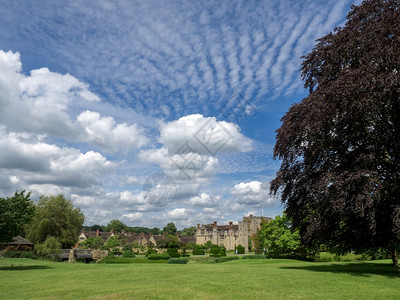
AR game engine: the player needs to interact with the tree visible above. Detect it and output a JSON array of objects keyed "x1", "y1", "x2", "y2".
[
  {"x1": 258, "y1": 214, "x2": 302, "y2": 258},
  {"x1": 35, "y1": 236, "x2": 62, "y2": 261},
  {"x1": 26, "y1": 194, "x2": 85, "y2": 248},
  {"x1": 270, "y1": 0, "x2": 400, "y2": 265},
  {"x1": 81, "y1": 236, "x2": 104, "y2": 249},
  {"x1": 156, "y1": 234, "x2": 181, "y2": 249},
  {"x1": 104, "y1": 235, "x2": 121, "y2": 249},
  {"x1": 180, "y1": 226, "x2": 196, "y2": 236},
  {"x1": 163, "y1": 223, "x2": 177, "y2": 235},
  {"x1": 0, "y1": 191, "x2": 35, "y2": 243},
  {"x1": 106, "y1": 219, "x2": 128, "y2": 233}
]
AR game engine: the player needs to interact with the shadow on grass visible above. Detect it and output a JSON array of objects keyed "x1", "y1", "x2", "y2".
[
  {"x1": 0, "y1": 265, "x2": 53, "y2": 271},
  {"x1": 281, "y1": 262, "x2": 400, "y2": 278}
]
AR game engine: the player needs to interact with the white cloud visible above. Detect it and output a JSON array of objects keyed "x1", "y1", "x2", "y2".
[
  {"x1": 230, "y1": 181, "x2": 275, "y2": 206},
  {"x1": 0, "y1": 127, "x2": 115, "y2": 189},
  {"x1": 164, "y1": 208, "x2": 192, "y2": 220},
  {"x1": 121, "y1": 212, "x2": 143, "y2": 221},
  {"x1": 0, "y1": 50, "x2": 148, "y2": 153},
  {"x1": 189, "y1": 193, "x2": 220, "y2": 207},
  {"x1": 77, "y1": 110, "x2": 148, "y2": 152},
  {"x1": 138, "y1": 114, "x2": 253, "y2": 201}
]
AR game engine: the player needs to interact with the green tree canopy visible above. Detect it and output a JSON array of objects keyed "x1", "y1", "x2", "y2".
[
  {"x1": 106, "y1": 219, "x2": 128, "y2": 233},
  {"x1": 35, "y1": 236, "x2": 62, "y2": 261},
  {"x1": 180, "y1": 226, "x2": 196, "y2": 236},
  {"x1": 81, "y1": 236, "x2": 104, "y2": 249},
  {"x1": 0, "y1": 191, "x2": 35, "y2": 243},
  {"x1": 163, "y1": 223, "x2": 177, "y2": 235},
  {"x1": 26, "y1": 194, "x2": 85, "y2": 248},
  {"x1": 271, "y1": 0, "x2": 400, "y2": 265},
  {"x1": 258, "y1": 214, "x2": 301, "y2": 258}
]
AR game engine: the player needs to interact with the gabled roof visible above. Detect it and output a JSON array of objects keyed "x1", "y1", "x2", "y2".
[
  {"x1": 6, "y1": 235, "x2": 33, "y2": 245},
  {"x1": 179, "y1": 235, "x2": 196, "y2": 244}
]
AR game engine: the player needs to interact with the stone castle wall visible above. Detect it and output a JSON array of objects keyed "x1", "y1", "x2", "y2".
[{"x1": 195, "y1": 215, "x2": 271, "y2": 252}]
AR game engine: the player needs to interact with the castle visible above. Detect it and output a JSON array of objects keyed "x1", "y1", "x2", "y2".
[{"x1": 195, "y1": 215, "x2": 271, "y2": 252}]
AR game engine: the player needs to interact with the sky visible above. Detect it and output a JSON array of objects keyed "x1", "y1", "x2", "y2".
[{"x1": 0, "y1": 0, "x2": 361, "y2": 229}]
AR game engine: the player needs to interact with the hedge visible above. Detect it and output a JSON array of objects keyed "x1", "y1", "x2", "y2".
[
  {"x1": 148, "y1": 253, "x2": 170, "y2": 260},
  {"x1": 168, "y1": 258, "x2": 189, "y2": 264},
  {"x1": 192, "y1": 249, "x2": 205, "y2": 255}
]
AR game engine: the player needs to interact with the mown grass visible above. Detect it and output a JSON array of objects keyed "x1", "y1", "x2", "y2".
[{"x1": 1, "y1": 257, "x2": 399, "y2": 299}]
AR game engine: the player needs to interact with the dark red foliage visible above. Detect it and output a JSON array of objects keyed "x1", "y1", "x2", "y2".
[{"x1": 271, "y1": 0, "x2": 400, "y2": 264}]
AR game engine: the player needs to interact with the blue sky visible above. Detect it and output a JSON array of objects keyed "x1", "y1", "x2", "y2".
[{"x1": 0, "y1": 0, "x2": 360, "y2": 229}]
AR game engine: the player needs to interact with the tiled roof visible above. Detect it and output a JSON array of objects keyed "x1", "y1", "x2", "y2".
[{"x1": 6, "y1": 235, "x2": 33, "y2": 245}]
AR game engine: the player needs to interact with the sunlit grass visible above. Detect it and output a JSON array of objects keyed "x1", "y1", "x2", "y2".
[{"x1": 1, "y1": 257, "x2": 399, "y2": 299}]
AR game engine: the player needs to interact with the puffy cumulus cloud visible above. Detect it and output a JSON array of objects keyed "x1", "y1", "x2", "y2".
[
  {"x1": 138, "y1": 114, "x2": 253, "y2": 201},
  {"x1": 121, "y1": 212, "x2": 143, "y2": 221},
  {"x1": 0, "y1": 127, "x2": 115, "y2": 190},
  {"x1": 0, "y1": 50, "x2": 148, "y2": 153},
  {"x1": 159, "y1": 114, "x2": 253, "y2": 155},
  {"x1": 77, "y1": 110, "x2": 148, "y2": 152},
  {"x1": 189, "y1": 193, "x2": 220, "y2": 207},
  {"x1": 71, "y1": 194, "x2": 95, "y2": 207},
  {"x1": 163, "y1": 208, "x2": 193, "y2": 220},
  {"x1": 230, "y1": 181, "x2": 275, "y2": 206}
]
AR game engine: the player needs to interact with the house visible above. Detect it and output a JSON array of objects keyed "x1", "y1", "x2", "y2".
[
  {"x1": 195, "y1": 215, "x2": 272, "y2": 251},
  {"x1": 0, "y1": 235, "x2": 33, "y2": 251}
]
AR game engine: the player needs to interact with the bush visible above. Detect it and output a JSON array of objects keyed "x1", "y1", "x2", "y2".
[
  {"x1": 167, "y1": 248, "x2": 180, "y2": 258},
  {"x1": 148, "y1": 253, "x2": 170, "y2": 260},
  {"x1": 122, "y1": 250, "x2": 135, "y2": 258},
  {"x1": 112, "y1": 251, "x2": 122, "y2": 256},
  {"x1": 214, "y1": 256, "x2": 239, "y2": 263},
  {"x1": 122, "y1": 244, "x2": 132, "y2": 251},
  {"x1": 192, "y1": 249, "x2": 205, "y2": 255},
  {"x1": 2, "y1": 250, "x2": 19, "y2": 258},
  {"x1": 146, "y1": 248, "x2": 157, "y2": 256},
  {"x1": 236, "y1": 244, "x2": 245, "y2": 254},
  {"x1": 242, "y1": 255, "x2": 266, "y2": 260},
  {"x1": 181, "y1": 253, "x2": 190, "y2": 257},
  {"x1": 168, "y1": 258, "x2": 189, "y2": 264},
  {"x1": 19, "y1": 251, "x2": 36, "y2": 259}
]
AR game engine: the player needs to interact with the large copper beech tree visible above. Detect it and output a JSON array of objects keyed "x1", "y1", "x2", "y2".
[{"x1": 270, "y1": 0, "x2": 400, "y2": 265}]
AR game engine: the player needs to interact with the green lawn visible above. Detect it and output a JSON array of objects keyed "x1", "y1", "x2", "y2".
[{"x1": 1, "y1": 257, "x2": 399, "y2": 299}]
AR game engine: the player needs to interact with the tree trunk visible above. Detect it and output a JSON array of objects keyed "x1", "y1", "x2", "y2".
[{"x1": 391, "y1": 247, "x2": 398, "y2": 266}]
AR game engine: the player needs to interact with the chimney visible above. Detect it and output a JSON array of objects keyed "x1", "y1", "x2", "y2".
[
  {"x1": 96, "y1": 229, "x2": 99, "y2": 236},
  {"x1": 176, "y1": 232, "x2": 180, "y2": 239},
  {"x1": 229, "y1": 221, "x2": 233, "y2": 230},
  {"x1": 213, "y1": 221, "x2": 217, "y2": 228},
  {"x1": 197, "y1": 223, "x2": 200, "y2": 229}
]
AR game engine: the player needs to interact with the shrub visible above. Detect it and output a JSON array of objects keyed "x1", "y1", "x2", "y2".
[
  {"x1": 146, "y1": 248, "x2": 157, "y2": 256},
  {"x1": 167, "y1": 248, "x2": 180, "y2": 258},
  {"x1": 236, "y1": 244, "x2": 245, "y2": 254},
  {"x1": 122, "y1": 244, "x2": 133, "y2": 251},
  {"x1": 242, "y1": 255, "x2": 266, "y2": 260},
  {"x1": 2, "y1": 250, "x2": 19, "y2": 258},
  {"x1": 192, "y1": 249, "x2": 205, "y2": 255},
  {"x1": 168, "y1": 258, "x2": 189, "y2": 264},
  {"x1": 215, "y1": 256, "x2": 239, "y2": 263},
  {"x1": 181, "y1": 253, "x2": 190, "y2": 257},
  {"x1": 122, "y1": 250, "x2": 135, "y2": 258},
  {"x1": 148, "y1": 253, "x2": 170, "y2": 260},
  {"x1": 19, "y1": 251, "x2": 36, "y2": 259},
  {"x1": 112, "y1": 251, "x2": 122, "y2": 256}
]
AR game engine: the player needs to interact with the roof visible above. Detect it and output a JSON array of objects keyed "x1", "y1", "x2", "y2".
[
  {"x1": 179, "y1": 235, "x2": 196, "y2": 244},
  {"x1": 5, "y1": 235, "x2": 33, "y2": 245},
  {"x1": 202, "y1": 224, "x2": 239, "y2": 232},
  {"x1": 151, "y1": 235, "x2": 164, "y2": 242}
]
